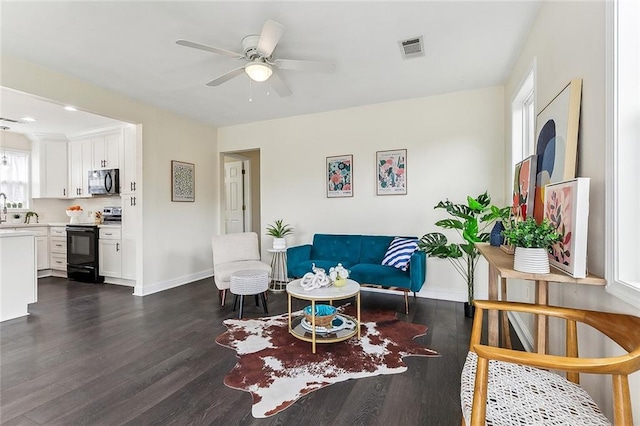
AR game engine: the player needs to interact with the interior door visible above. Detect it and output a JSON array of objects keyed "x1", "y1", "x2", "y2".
[{"x1": 224, "y1": 160, "x2": 245, "y2": 233}]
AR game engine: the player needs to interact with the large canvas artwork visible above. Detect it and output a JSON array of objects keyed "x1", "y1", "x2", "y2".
[
  {"x1": 326, "y1": 154, "x2": 353, "y2": 198},
  {"x1": 544, "y1": 177, "x2": 590, "y2": 278},
  {"x1": 376, "y1": 149, "x2": 407, "y2": 195},
  {"x1": 512, "y1": 155, "x2": 536, "y2": 219},
  {"x1": 533, "y1": 79, "x2": 582, "y2": 223}
]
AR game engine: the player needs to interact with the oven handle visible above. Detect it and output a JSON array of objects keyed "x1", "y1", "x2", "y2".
[{"x1": 67, "y1": 228, "x2": 97, "y2": 233}]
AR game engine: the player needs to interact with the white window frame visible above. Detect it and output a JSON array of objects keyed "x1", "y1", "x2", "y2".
[
  {"x1": 0, "y1": 148, "x2": 31, "y2": 210},
  {"x1": 605, "y1": 0, "x2": 640, "y2": 308},
  {"x1": 511, "y1": 63, "x2": 536, "y2": 173}
]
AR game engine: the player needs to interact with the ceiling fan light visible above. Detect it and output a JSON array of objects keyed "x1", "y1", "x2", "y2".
[{"x1": 245, "y1": 62, "x2": 273, "y2": 82}]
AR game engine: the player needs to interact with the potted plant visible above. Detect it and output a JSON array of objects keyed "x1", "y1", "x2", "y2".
[
  {"x1": 266, "y1": 219, "x2": 293, "y2": 250},
  {"x1": 419, "y1": 191, "x2": 508, "y2": 317},
  {"x1": 501, "y1": 217, "x2": 562, "y2": 274}
]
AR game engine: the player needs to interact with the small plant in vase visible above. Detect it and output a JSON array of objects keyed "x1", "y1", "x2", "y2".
[
  {"x1": 501, "y1": 217, "x2": 562, "y2": 274},
  {"x1": 266, "y1": 219, "x2": 293, "y2": 250}
]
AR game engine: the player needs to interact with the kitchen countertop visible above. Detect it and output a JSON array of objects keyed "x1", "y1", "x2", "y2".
[{"x1": 0, "y1": 222, "x2": 51, "y2": 228}]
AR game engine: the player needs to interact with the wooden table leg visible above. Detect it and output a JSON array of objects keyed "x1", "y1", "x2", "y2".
[
  {"x1": 534, "y1": 280, "x2": 549, "y2": 354},
  {"x1": 487, "y1": 264, "x2": 499, "y2": 347},
  {"x1": 500, "y1": 277, "x2": 512, "y2": 349}
]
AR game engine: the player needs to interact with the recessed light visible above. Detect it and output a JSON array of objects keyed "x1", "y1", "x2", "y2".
[
  {"x1": 21, "y1": 117, "x2": 36, "y2": 122},
  {"x1": 64, "y1": 106, "x2": 77, "y2": 111}
]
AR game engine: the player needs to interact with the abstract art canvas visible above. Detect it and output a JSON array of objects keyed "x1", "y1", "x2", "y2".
[
  {"x1": 512, "y1": 155, "x2": 537, "y2": 219},
  {"x1": 533, "y1": 79, "x2": 582, "y2": 223},
  {"x1": 544, "y1": 177, "x2": 590, "y2": 278},
  {"x1": 376, "y1": 149, "x2": 407, "y2": 195},
  {"x1": 171, "y1": 160, "x2": 195, "y2": 202},
  {"x1": 326, "y1": 154, "x2": 353, "y2": 198}
]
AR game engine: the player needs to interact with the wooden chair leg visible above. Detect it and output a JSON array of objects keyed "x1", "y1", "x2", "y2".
[{"x1": 219, "y1": 289, "x2": 227, "y2": 306}]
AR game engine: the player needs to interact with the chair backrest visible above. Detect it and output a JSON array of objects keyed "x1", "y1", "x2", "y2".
[{"x1": 212, "y1": 232, "x2": 261, "y2": 267}]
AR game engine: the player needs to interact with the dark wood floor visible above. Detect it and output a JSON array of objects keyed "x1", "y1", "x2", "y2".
[{"x1": 0, "y1": 277, "x2": 515, "y2": 425}]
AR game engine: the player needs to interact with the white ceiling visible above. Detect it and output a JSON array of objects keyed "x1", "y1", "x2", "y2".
[{"x1": 0, "y1": 1, "x2": 541, "y2": 135}]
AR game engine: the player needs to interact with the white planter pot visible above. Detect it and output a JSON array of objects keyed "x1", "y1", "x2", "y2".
[
  {"x1": 272, "y1": 237, "x2": 286, "y2": 250},
  {"x1": 513, "y1": 247, "x2": 550, "y2": 274}
]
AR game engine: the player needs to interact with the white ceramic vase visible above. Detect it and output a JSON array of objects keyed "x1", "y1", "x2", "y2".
[
  {"x1": 272, "y1": 237, "x2": 286, "y2": 250},
  {"x1": 513, "y1": 247, "x2": 550, "y2": 274}
]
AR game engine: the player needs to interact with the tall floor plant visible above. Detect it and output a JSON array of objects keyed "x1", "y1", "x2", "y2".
[{"x1": 419, "y1": 191, "x2": 507, "y2": 315}]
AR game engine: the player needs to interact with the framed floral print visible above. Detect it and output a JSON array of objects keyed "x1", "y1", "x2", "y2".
[
  {"x1": 171, "y1": 160, "x2": 195, "y2": 202},
  {"x1": 326, "y1": 154, "x2": 353, "y2": 198},
  {"x1": 376, "y1": 149, "x2": 407, "y2": 195}
]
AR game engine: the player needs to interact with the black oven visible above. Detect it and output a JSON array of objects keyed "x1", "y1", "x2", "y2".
[{"x1": 66, "y1": 225, "x2": 103, "y2": 283}]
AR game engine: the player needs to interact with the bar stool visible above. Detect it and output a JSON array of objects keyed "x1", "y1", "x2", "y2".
[{"x1": 230, "y1": 270, "x2": 269, "y2": 319}]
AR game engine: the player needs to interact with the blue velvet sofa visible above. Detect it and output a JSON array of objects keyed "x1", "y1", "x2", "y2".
[{"x1": 287, "y1": 234, "x2": 426, "y2": 313}]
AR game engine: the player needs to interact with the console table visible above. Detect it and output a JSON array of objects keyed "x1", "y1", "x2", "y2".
[{"x1": 476, "y1": 243, "x2": 606, "y2": 354}]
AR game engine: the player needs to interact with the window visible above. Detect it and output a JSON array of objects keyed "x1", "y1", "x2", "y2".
[
  {"x1": 0, "y1": 149, "x2": 30, "y2": 209},
  {"x1": 606, "y1": 0, "x2": 640, "y2": 307},
  {"x1": 511, "y1": 65, "x2": 536, "y2": 169}
]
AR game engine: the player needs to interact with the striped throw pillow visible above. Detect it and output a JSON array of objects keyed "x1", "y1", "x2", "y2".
[{"x1": 382, "y1": 237, "x2": 419, "y2": 271}]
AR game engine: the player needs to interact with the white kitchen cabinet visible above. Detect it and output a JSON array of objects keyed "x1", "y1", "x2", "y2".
[
  {"x1": 99, "y1": 227, "x2": 122, "y2": 278},
  {"x1": 32, "y1": 139, "x2": 68, "y2": 198},
  {"x1": 49, "y1": 226, "x2": 67, "y2": 274},
  {"x1": 3, "y1": 227, "x2": 48, "y2": 271},
  {"x1": 121, "y1": 195, "x2": 137, "y2": 280},
  {"x1": 68, "y1": 139, "x2": 93, "y2": 198},
  {"x1": 92, "y1": 131, "x2": 120, "y2": 169},
  {"x1": 1, "y1": 230, "x2": 37, "y2": 321},
  {"x1": 122, "y1": 126, "x2": 138, "y2": 194}
]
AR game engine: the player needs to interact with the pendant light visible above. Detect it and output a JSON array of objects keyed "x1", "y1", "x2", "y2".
[{"x1": 0, "y1": 126, "x2": 9, "y2": 167}]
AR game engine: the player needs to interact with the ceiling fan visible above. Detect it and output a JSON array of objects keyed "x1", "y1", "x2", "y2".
[{"x1": 176, "y1": 20, "x2": 335, "y2": 97}]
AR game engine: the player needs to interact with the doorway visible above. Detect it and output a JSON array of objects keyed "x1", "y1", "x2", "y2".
[{"x1": 222, "y1": 150, "x2": 261, "y2": 235}]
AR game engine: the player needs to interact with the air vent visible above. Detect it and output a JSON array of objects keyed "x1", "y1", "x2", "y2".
[
  {"x1": 398, "y1": 36, "x2": 425, "y2": 59},
  {"x1": 0, "y1": 117, "x2": 20, "y2": 123}
]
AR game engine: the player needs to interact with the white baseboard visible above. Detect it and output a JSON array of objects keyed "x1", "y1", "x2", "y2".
[
  {"x1": 103, "y1": 277, "x2": 135, "y2": 287},
  {"x1": 133, "y1": 269, "x2": 213, "y2": 296}
]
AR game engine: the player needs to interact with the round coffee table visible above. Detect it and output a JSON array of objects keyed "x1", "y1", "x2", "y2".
[{"x1": 286, "y1": 278, "x2": 361, "y2": 353}]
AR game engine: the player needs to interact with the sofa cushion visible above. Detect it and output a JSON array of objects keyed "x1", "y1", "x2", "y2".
[
  {"x1": 350, "y1": 263, "x2": 412, "y2": 289},
  {"x1": 311, "y1": 234, "x2": 362, "y2": 264},
  {"x1": 359, "y1": 235, "x2": 395, "y2": 264},
  {"x1": 382, "y1": 237, "x2": 419, "y2": 271}
]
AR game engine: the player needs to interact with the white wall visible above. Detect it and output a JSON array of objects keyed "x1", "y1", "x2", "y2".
[
  {"x1": 1, "y1": 55, "x2": 219, "y2": 295},
  {"x1": 219, "y1": 86, "x2": 506, "y2": 302},
  {"x1": 504, "y1": 1, "x2": 639, "y2": 422}
]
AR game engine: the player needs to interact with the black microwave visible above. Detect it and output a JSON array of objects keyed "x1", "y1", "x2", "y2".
[{"x1": 88, "y1": 169, "x2": 120, "y2": 195}]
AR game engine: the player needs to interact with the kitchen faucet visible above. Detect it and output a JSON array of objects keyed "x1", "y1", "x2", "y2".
[{"x1": 0, "y1": 192, "x2": 6, "y2": 224}]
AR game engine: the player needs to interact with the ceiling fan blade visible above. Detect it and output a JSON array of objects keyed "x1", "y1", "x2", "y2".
[
  {"x1": 206, "y1": 67, "x2": 246, "y2": 86},
  {"x1": 257, "y1": 20, "x2": 285, "y2": 57},
  {"x1": 269, "y1": 71, "x2": 292, "y2": 97},
  {"x1": 275, "y1": 59, "x2": 335, "y2": 73},
  {"x1": 176, "y1": 40, "x2": 244, "y2": 59}
]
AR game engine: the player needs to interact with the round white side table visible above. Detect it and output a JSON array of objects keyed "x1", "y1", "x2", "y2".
[{"x1": 267, "y1": 248, "x2": 289, "y2": 292}]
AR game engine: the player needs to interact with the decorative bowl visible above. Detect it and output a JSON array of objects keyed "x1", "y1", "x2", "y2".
[
  {"x1": 66, "y1": 209, "x2": 83, "y2": 224},
  {"x1": 303, "y1": 304, "x2": 337, "y2": 327}
]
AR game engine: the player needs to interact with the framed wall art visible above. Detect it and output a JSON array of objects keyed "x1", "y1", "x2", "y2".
[
  {"x1": 326, "y1": 154, "x2": 353, "y2": 198},
  {"x1": 543, "y1": 177, "x2": 590, "y2": 278},
  {"x1": 533, "y1": 78, "x2": 582, "y2": 223},
  {"x1": 376, "y1": 149, "x2": 407, "y2": 195},
  {"x1": 512, "y1": 155, "x2": 537, "y2": 219},
  {"x1": 171, "y1": 160, "x2": 195, "y2": 202}
]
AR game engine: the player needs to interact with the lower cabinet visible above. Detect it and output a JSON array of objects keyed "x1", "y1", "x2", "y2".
[
  {"x1": 49, "y1": 226, "x2": 67, "y2": 275},
  {"x1": 99, "y1": 227, "x2": 122, "y2": 279}
]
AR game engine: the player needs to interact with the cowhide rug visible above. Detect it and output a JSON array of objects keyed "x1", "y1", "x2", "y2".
[{"x1": 215, "y1": 306, "x2": 439, "y2": 418}]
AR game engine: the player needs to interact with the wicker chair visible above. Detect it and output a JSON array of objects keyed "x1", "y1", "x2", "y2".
[{"x1": 461, "y1": 300, "x2": 640, "y2": 425}]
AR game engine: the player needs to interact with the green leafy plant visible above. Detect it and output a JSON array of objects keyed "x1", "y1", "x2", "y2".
[
  {"x1": 419, "y1": 191, "x2": 508, "y2": 305},
  {"x1": 266, "y1": 219, "x2": 293, "y2": 238},
  {"x1": 501, "y1": 217, "x2": 562, "y2": 250}
]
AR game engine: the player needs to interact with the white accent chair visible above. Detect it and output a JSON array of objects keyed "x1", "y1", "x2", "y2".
[{"x1": 212, "y1": 232, "x2": 271, "y2": 306}]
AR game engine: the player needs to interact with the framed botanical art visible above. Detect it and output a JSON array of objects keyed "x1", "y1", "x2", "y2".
[
  {"x1": 533, "y1": 78, "x2": 582, "y2": 222},
  {"x1": 512, "y1": 155, "x2": 537, "y2": 219},
  {"x1": 376, "y1": 149, "x2": 407, "y2": 195},
  {"x1": 326, "y1": 154, "x2": 353, "y2": 198},
  {"x1": 171, "y1": 160, "x2": 195, "y2": 202},
  {"x1": 544, "y1": 177, "x2": 590, "y2": 278}
]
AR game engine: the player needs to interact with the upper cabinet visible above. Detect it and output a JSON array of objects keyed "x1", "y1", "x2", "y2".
[
  {"x1": 32, "y1": 139, "x2": 68, "y2": 198},
  {"x1": 92, "y1": 131, "x2": 120, "y2": 169},
  {"x1": 68, "y1": 139, "x2": 93, "y2": 198}
]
